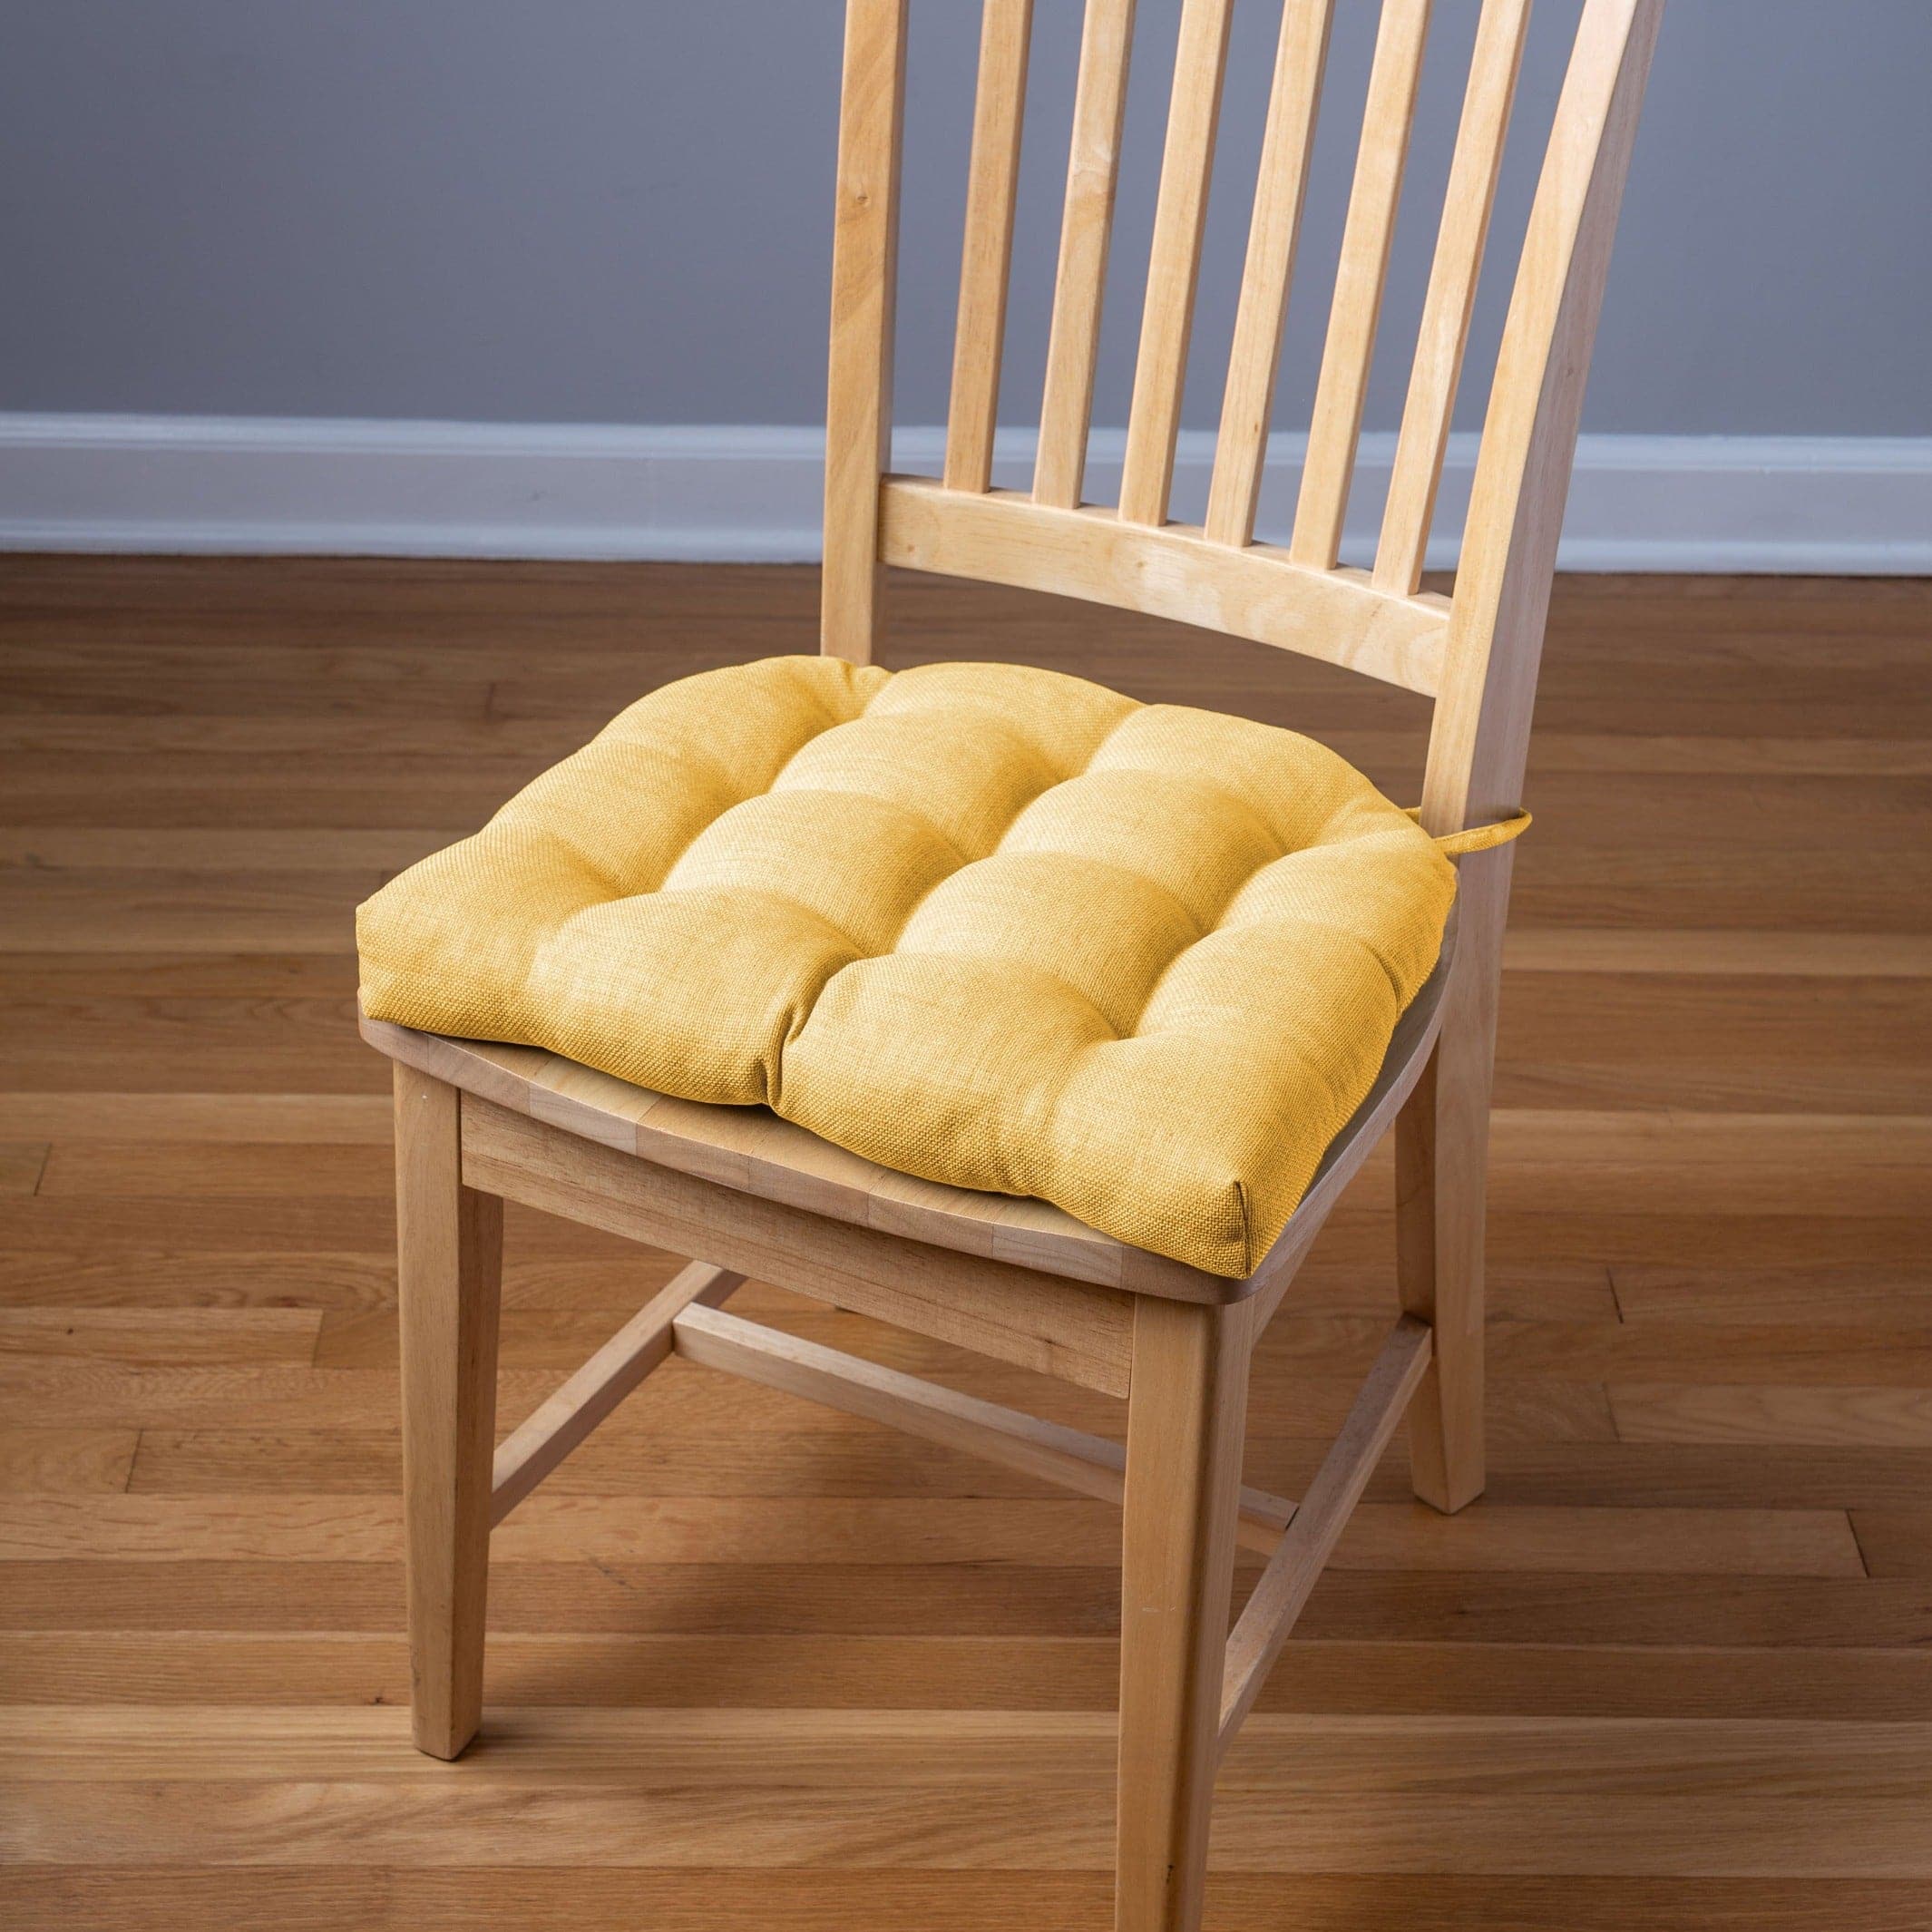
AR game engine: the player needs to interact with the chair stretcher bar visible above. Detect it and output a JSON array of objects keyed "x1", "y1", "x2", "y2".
[
  {"x1": 1217, "y1": 1312, "x2": 1434, "y2": 1750},
  {"x1": 491, "y1": 1259, "x2": 745, "y2": 1524},
  {"x1": 671, "y1": 1300, "x2": 1298, "y2": 1556}
]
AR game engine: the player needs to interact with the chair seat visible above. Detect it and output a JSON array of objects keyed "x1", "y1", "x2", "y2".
[{"x1": 356, "y1": 656, "x2": 1456, "y2": 1276}]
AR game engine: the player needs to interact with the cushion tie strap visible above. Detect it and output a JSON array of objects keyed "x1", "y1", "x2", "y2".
[{"x1": 1404, "y1": 806, "x2": 1533, "y2": 857}]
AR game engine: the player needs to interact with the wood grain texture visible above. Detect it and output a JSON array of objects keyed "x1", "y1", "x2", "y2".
[
  {"x1": 6, "y1": 1874, "x2": 1932, "y2": 1932},
  {"x1": 881, "y1": 477, "x2": 1450, "y2": 694},
  {"x1": 1032, "y1": 0, "x2": 1137, "y2": 510},
  {"x1": 1373, "y1": 0, "x2": 1533, "y2": 593},
  {"x1": 1288, "y1": 0, "x2": 1434, "y2": 570},
  {"x1": 1398, "y1": 855, "x2": 1505, "y2": 1512},
  {"x1": 1, "y1": 552, "x2": 1924, "y2": 1926},
  {"x1": 11, "y1": 1707, "x2": 1932, "y2": 1877},
  {"x1": 943, "y1": 0, "x2": 1034, "y2": 494},
  {"x1": 1115, "y1": 1293, "x2": 1254, "y2": 1930},
  {"x1": 1117, "y1": 0, "x2": 1236, "y2": 527},
  {"x1": 490, "y1": 1260, "x2": 745, "y2": 1526},
  {"x1": 1204, "y1": 0, "x2": 1335, "y2": 548},
  {"x1": 392, "y1": 1067, "x2": 502, "y2": 1759},
  {"x1": 821, "y1": 0, "x2": 908, "y2": 664}
]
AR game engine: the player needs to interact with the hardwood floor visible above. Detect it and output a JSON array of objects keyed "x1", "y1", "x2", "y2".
[{"x1": 1, "y1": 556, "x2": 1928, "y2": 1927}]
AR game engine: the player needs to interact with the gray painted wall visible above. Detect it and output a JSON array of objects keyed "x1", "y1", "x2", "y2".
[{"x1": 2, "y1": 2, "x2": 1927, "y2": 434}]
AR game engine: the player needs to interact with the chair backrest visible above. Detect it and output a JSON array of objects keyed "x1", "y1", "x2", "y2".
[{"x1": 821, "y1": 0, "x2": 1662, "y2": 840}]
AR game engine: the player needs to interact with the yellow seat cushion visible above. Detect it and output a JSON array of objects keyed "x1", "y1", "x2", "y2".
[{"x1": 357, "y1": 656, "x2": 1456, "y2": 1276}]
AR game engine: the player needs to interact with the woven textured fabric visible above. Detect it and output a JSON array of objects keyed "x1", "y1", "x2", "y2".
[{"x1": 357, "y1": 656, "x2": 1456, "y2": 1276}]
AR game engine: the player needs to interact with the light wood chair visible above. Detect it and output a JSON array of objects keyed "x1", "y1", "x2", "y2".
[{"x1": 362, "y1": 2, "x2": 1661, "y2": 1925}]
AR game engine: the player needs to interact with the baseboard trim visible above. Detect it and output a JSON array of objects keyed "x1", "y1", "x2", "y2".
[{"x1": 1, "y1": 415, "x2": 1927, "y2": 573}]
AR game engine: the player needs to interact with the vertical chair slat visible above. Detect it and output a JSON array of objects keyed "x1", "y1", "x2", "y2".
[
  {"x1": 822, "y1": 0, "x2": 911, "y2": 665},
  {"x1": 1288, "y1": 0, "x2": 1434, "y2": 569},
  {"x1": 1033, "y1": 0, "x2": 1137, "y2": 510},
  {"x1": 1204, "y1": 0, "x2": 1336, "y2": 549},
  {"x1": 944, "y1": 0, "x2": 1036, "y2": 494},
  {"x1": 1372, "y1": 0, "x2": 1534, "y2": 594},
  {"x1": 1117, "y1": 0, "x2": 1238, "y2": 527}
]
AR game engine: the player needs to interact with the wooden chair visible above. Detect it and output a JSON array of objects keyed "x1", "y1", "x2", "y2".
[{"x1": 362, "y1": 2, "x2": 1661, "y2": 1925}]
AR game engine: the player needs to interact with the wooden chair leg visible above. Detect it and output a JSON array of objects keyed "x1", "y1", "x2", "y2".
[
  {"x1": 1397, "y1": 854, "x2": 1509, "y2": 1515},
  {"x1": 1115, "y1": 1294, "x2": 1254, "y2": 1932},
  {"x1": 394, "y1": 1064, "x2": 503, "y2": 1760}
]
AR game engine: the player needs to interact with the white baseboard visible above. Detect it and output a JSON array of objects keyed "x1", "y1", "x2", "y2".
[{"x1": 1, "y1": 414, "x2": 1927, "y2": 573}]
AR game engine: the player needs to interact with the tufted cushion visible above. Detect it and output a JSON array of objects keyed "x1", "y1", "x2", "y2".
[{"x1": 357, "y1": 657, "x2": 1456, "y2": 1276}]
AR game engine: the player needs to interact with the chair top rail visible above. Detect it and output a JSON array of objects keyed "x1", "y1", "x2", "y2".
[{"x1": 880, "y1": 474, "x2": 1449, "y2": 697}]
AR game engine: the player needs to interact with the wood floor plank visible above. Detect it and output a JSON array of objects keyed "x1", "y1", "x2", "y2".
[
  {"x1": 1504, "y1": 929, "x2": 1932, "y2": 976},
  {"x1": 1612, "y1": 1263, "x2": 1932, "y2": 1327},
  {"x1": 2, "y1": 1094, "x2": 390, "y2": 1143},
  {"x1": 38, "y1": 1143, "x2": 395, "y2": 1198},
  {"x1": 4, "y1": 1493, "x2": 1857, "y2": 1576},
  {"x1": 0, "y1": 1242, "x2": 1609, "y2": 1318},
  {"x1": 115, "y1": 1428, "x2": 1932, "y2": 1512},
  {"x1": 1612, "y1": 1385, "x2": 1932, "y2": 1449},
  {"x1": 6, "y1": 1709, "x2": 1932, "y2": 1875},
  {"x1": 9, "y1": 1558, "x2": 1932, "y2": 1646},
  {"x1": 15, "y1": 1878, "x2": 1932, "y2": 1932},
  {"x1": 10, "y1": 1630, "x2": 1932, "y2": 1722},
  {"x1": 0, "y1": 1355, "x2": 1620, "y2": 1440},
  {"x1": 1844, "y1": 1513, "x2": 1932, "y2": 1579},
  {"x1": 7, "y1": 1870, "x2": 1932, "y2": 1932},
  {"x1": 0, "y1": 1308, "x2": 323, "y2": 1364},
  {"x1": 5, "y1": 1698, "x2": 1927, "y2": 1777},
  {"x1": 0, "y1": 1429, "x2": 138, "y2": 1494}
]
